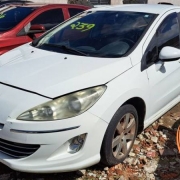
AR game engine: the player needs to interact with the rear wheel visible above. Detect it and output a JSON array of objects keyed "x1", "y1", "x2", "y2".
[{"x1": 101, "y1": 104, "x2": 138, "y2": 166}]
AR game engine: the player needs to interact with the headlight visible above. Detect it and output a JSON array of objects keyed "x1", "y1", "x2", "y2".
[{"x1": 17, "y1": 86, "x2": 106, "y2": 121}]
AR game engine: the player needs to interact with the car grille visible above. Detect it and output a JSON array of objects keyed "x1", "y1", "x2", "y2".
[{"x1": 0, "y1": 138, "x2": 40, "y2": 158}]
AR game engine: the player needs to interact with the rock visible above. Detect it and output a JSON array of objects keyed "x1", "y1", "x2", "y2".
[
  {"x1": 139, "y1": 155, "x2": 148, "y2": 163},
  {"x1": 156, "y1": 144, "x2": 164, "y2": 149},
  {"x1": 170, "y1": 162, "x2": 176, "y2": 166},
  {"x1": 145, "y1": 132, "x2": 151, "y2": 139},
  {"x1": 118, "y1": 175, "x2": 126, "y2": 180},
  {"x1": 146, "y1": 151, "x2": 157, "y2": 158},
  {"x1": 99, "y1": 176, "x2": 107, "y2": 180},
  {"x1": 137, "y1": 163, "x2": 144, "y2": 169},
  {"x1": 176, "y1": 158, "x2": 180, "y2": 163},
  {"x1": 88, "y1": 172, "x2": 96, "y2": 177},
  {"x1": 152, "y1": 122, "x2": 159, "y2": 130},
  {"x1": 124, "y1": 157, "x2": 134, "y2": 164},
  {"x1": 115, "y1": 164, "x2": 123, "y2": 170},
  {"x1": 173, "y1": 148, "x2": 178, "y2": 154},
  {"x1": 104, "y1": 167, "x2": 109, "y2": 171},
  {"x1": 159, "y1": 119, "x2": 164, "y2": 124},
  {"x1": 159, "y1": 172, "x2": 179, "y2": 179},
  {"x1": 138, "y1": 134, "x2": 145, "y2": 141},
  {"x1": 129, "y1": 152, "x2": 136, "y2": 157},
  {"x1": 158, "y1": 136, "x2": 166, "y2": 143},
  {"x1": 101, "y1": 171, "x2": 106, "y2": 175},
  {"x1": 132, "y1": 158, "x2": 139, "y2": 165},
  {"x1": 159, "y1": 149, "x2": 164, "y2": 155},
  {"x1": 103, "y1": 174, "x2": 107, "y2": 177},
  {"x1": 134, "y1": 140, "x2": 140, "y2": 145},
  {"x1": 143, "y1": 164, "x2": 157, "y2": 173},
  {"x1": 162, "y1": 129, "x2": 168, "y2": 134},
  {"x1": 108, "y1": 176, "x2": 114, "y2": 180},
  {"x1": 0, "y1": 174, "x2": 10, "y2": 180},
  {"x1": 133, "y1": 144, "x2": 141, "y2": 153},
  {"x1": 77, "y1": 169, "x2": 86, "y2": 176},
  {"x1": 159, "y1": 149, "x2": 176, "y2": 156},
  {"x1": 149, "y1": 173, "x2": 155, "y2": 180},
  {"x1": 151, "y1": 136, "x2": 158, "y2": 143}
]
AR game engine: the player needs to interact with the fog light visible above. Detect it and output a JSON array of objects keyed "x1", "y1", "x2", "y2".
[{"x1": 68, "y1": 134, "x2": 87, "y2": 153}]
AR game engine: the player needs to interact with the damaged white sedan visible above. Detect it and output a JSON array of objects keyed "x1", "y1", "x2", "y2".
[{"x1": 0, "y1": 4, "x2": 180, "y2": 173}]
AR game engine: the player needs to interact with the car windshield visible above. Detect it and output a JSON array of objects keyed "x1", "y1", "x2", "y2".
[
  {"x1": 0, "y1": 6, "x2": 36, "y2": 32},
  {"x1": 35, "y1": 11, "x2": 156, "y2": 58}
]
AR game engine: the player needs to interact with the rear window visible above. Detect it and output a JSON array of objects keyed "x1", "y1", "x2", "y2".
[
  {"x1": 68, "y1": 8, "x2": 84, "y2": 17},
  {"x1": 31, "y1": 9, "x2": 64, "y2": 30},
  {"x1": 0, "y1": 6, "x2": 36, "y2": 32}
]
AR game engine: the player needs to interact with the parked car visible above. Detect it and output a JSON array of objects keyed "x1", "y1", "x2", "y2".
[
  {"x1": 0, "y1": 3, "x2": 89, "y2": 55},
  {"x1": 0, "y1": 0, "x2": 32, "y2": 8},
  {"x1": 0, "y1": 4, "x2": 180, "y2": 173}
]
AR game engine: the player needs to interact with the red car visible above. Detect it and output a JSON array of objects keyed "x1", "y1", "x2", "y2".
[{"x1": 0, "y1": 3, "x2": 89, "y2": 55}]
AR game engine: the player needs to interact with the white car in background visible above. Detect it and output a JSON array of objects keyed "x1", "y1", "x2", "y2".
[{"x1": 0, "y1": 4, "x2": 180, "y2": 173}]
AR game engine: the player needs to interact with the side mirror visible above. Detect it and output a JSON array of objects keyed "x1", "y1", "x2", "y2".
[
  {"x1": 28, "y1": 24, "x2": 45, "y2": 34},
  {"x1": 159, "y1": 46, "x2": 180, "y2": 61}
]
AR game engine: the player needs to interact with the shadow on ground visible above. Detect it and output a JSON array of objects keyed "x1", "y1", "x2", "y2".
[{"x1": 154, "y1": 119, "x2": 180, "y2": 180}]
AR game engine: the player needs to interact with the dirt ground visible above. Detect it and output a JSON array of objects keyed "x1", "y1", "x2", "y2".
[{"x1": 1, "y1": 103, "x2": 180, "y2": 180}]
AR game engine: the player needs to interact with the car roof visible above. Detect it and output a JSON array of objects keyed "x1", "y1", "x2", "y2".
[{"x1": 92, "y1": 4, "x2": 180, "y2": 14}]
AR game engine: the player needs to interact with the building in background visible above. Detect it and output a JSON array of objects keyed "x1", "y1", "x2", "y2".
[
  {"x1": 31, "y1": 0, "x2": 113, "y2": 5},
  {"x1": 31, "y1": 0, "x2": 180, "y2": 6}
]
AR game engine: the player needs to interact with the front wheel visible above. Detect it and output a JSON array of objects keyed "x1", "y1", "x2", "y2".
[{"x1": 101, "y1": 104, "x2": 138, "y2": 166}]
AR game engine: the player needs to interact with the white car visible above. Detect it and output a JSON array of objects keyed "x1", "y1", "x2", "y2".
[{"x1": 0, "y1": 4, "x2": 180, "y2": 173}]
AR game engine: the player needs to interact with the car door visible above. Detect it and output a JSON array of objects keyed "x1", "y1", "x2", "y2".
[{"x1": 142, "y1": 12, "x2": 180, "y2": 120}]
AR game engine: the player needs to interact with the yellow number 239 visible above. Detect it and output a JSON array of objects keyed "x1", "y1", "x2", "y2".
[{"x1": 70, "y1": 22, "x2": 95, "y2": 32}]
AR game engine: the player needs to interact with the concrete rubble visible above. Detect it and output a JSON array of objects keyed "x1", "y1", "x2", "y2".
[{"x1": 1, "y1": 104, "x2": 180, "y2": 180}]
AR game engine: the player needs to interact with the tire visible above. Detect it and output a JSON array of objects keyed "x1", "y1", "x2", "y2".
[{"x1": 101, "y1": 104, "x2": 138, "y2": 166}]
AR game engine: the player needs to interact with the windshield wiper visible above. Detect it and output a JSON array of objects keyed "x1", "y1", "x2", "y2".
[{"x1": 43, "y1": 43, "x2": 88, "y2": 56}]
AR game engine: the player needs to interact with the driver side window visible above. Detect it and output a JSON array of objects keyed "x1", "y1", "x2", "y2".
[
  {"x1": 142, "y1": 12, "x2": 180, "y2": 69},
  {"x1": 31, "y1": 9, "x2": 64, "y2": 30},
  {"x1": 157, "y1": 13, "x2": 179, "y2": 50}
]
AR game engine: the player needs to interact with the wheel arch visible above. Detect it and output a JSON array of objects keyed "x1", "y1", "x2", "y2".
[{"x1": 122, "y1": 97, "x2": 146, "y2": 133}]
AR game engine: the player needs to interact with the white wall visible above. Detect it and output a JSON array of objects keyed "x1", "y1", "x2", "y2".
[{"x1": 111, "y1": 0, "x2": 122, "y2": 5}]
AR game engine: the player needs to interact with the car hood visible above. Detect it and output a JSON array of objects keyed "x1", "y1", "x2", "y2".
[{"x1": 0, "y1": 44, "x2": 132, "y2": 98}]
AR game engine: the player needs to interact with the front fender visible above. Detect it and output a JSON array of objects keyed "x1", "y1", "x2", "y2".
[{"x1": 88, "y1": 63, "x2": 150, "y2": 125}]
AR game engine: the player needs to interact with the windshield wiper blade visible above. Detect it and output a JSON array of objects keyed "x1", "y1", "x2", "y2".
[{"x1": 43, "y1": 43, "x2": 88, "y2": 56}]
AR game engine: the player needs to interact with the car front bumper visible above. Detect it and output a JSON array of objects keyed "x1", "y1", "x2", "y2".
[
  {"x1": 0, "y1": 85, "x2": 108, "y2": 173},
  {"x1": 0, "y1": 112, "x2": 108, "y2": 173}
]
